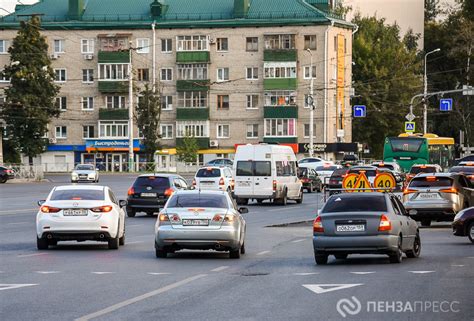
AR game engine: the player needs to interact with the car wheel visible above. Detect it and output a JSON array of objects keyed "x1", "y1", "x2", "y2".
[
  {"x1": 37, "y1": 237, "x2": 49, "y2": 250},
  {"x1": 468, "y1": 222, "x2": 474, "y2": 244},
  {"x1": 420, "y1": 220, "x2": 431, "y2": 227},
  {"x1": 314, "y1": 252, "x2": 328, "y2": 265},
  {"x1": 126, "y1": 209, "x2": 136, "y2": 217},
  {"x1": 108, "y1": 233, "x2": 120, "y2": 250},
  {"x1": 240, "y1": 242, "x2": 246, "y2": 254},
  {"x1": 237, "y1": 198, "x2": 248, "y2": 205},
  {"x1": 229, "y1": 248, "x2": 241, "y2": 259},
  {"x1": 49, "y1": 239, "x2": 58, "y2": 246},
  {"x1": 296, "y1": 190, "x2": 303, "y2": 204},
  {"x1": 307, "y1": 184, "x2": 313, "y2": 193},
  {"x1": 0, "y1": 177, "x2": 7, "y2": 184},
  {"x1": 406, "y1": 233, "x2": 421, "y2": 258},
  {"x1": 155, "y1": 249, "x2": 167, "y2": 258},
  {"x1": 335, "y1": 254, "x2": 348, "y2": 260},
  {"x1": 389, "y1": 236, "x2": 403, "y2": 263}
]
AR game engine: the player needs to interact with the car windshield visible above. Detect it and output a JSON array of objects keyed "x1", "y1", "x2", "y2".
[
  {"x1": 196, "y1": 168, "x2": 221, "y2": 178},
  {"x1": 410, "y1": 166, "x2": 437, "y2": 174},
  {"x1": 349, "y1": 168, "x2": 377, "y2": 177},
  {"x1": 298, "y1": 168, "x2": 308, "y2": 177},
  {"x1": 316, "y1": 166, "x2": 338, "y2": 171},
  {"x1": 50, "y1": 189, "x2": 104, "y2": 200},
  {"x1": 167, "y1": 194, "x2": 228, "y2": 209},
  {"x1": 409, "y1": 177, "x2": 453, "y2": 188},
  {"x1": 75, "y1": 165, "x2": 94, "y2": 171},
  {"x1": 322, "y1": 195, "x2": 387, "y2": 213},
  {"x1": 449, "y1": 166, "x2": 474, "y2": 174},
  {"x1": 134, "y1": 176, "x2": 170, "y2": 189},
  {"x1": 331, "y1": 168, "x2": 348, "y2": 178}
]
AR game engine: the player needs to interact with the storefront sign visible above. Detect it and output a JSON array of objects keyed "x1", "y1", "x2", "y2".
[
  {"x1": 86, "y1": 139, "x2": 141, "y2": 152},
  {"x1": 298, "y1": 143, "x2": 358, "y2": 153}
]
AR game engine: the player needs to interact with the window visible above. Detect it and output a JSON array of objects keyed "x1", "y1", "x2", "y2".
[
  {"x1": 217, "y1": 95, "x2": 229, "y2": 109},
  {"x1": 236, "y1": 161, "x2": 271, "y2": 177},
  {"x1": 276, "y1": 161, "x2": 297, "y2": 177},
  {"x1": 99, "y1": 121, "x2": 129, "y2": 138},
  {"x1": 246, "y1": 67, "x2": 258, "y2": 80},
  {"x1": 217, "y1": 124, "x2": 230, "y2": 138},
  {"x1": 54, "y1": 69, "x2": 67, "y2": 82},
  {"x1": 81, "y1": 39, "x2": 94, "y2": 53},
  {"x1": 161, "y1": 39, "x2": 172, "y2": 53},
  {"x1": 264, "y1": 34, "x2": 295, "y2": 50},
  {"x1": 246, "y1": 37, "x2": 258, "y2": 51},
  {"x1": 0, "y1": 69, "x2": 9, "y2": 82},
  {"x1": 304, "y1": 124, "x2": 316, "y2": 138},
  {"x1": 99, "y1": 36, "x2": 128, "y2": 52},
  {"x1": 217, "y1": 68, "x2": 229, "y2": 82},
  {"x1": 106, "y1": 96, "x2": 126, "y2": 109},
  {"x1": 55, "y1": 126, "x2": 67, "y2": 139},
  {"x1": 160, "y1": 124, "x2": 173, "y2": 139},
  {"x1": 82, "y1": 69, "x2": 94, "y2": 83},
  {"x1": 246, "y1": 95, "x2": 259, "y2": 109},
  {"x1": 176, "y1": 121, "x2": 209, "y2": 137},
  {"x1": 304, "y1": 66, "x2": 317, "y2": 79},
  {"x1": 98, "y1": 64, "x2": 129, "y2": 80},
  {"x1": 264, "y1": 62, "x2": 296, "y2": 78},
  {"x1": 160, "y1": 68, "x2": 173, "y2": 81},
  {"x1": 177, "y1": 64, "x2": 208, "y2": 80},
  {"x1": 176, "y1": 35, "x2": 208, "y2": 51},
  {"x1": 334, "y1": 36, "x2": 338, "y2": 52},
  {"x1": 161, "y1": 96, "x2": 173, "y2": 110},
  {"x1": 264, "y1": 119, "x2": 296, "y2": 137},
  {"x1": 304, "y1": 94, "x2": 312, "y2": 108},
  {"x1": 304, "y1": 35, "x2": 317, "y2": 50},
  {"x1": 53, "y1": 39, "x2": 65, "y2": 53},
  {"x1": 136, "y1": 38, "x2": 150, "y2": 53},
  {"x1": 81, "y1": 97, "x2": 94, "y2": 110},
  {"x1": 178, "y1": 91, "x2": 207, "y2": 108},
  {"x1": 55, "y1": 97, "x2": 67, "y2": 110},
  {"x1": 0, "y1": 40, "x2": 8, "y2": 54},
  {"x1": 83, "y1": 125, "x2": 95, "y2": 139},
  {"x1": 264, "y1": 91, "x2": 296, "y2": 106},
  {"x1": 246, "y1": 124, "x2": 258, "y2": 139},
  {"x1": 137, "y1": 68, "x2": 149, "y2": 81},
  {"x1": 216, "y1": 38, "x2": 228, "y2": 51}
]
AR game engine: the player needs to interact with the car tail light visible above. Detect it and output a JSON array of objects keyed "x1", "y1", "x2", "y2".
[
  {"x1": 164, "y1": 188, "x2": 174, "y2": 197},
  {"x1": 273, "y1": 180, "x2": 277, "y2": 191},
  {"x1": 219, "y1": 177, "x2": 225, "y2": 185},
  {"x1": 212, "y1": 214, "x2": 224, "y2": 222},
  {"x1": 169, "y1": 214, "x2": 181, "y2": 223},
  {"x1": 192, "y1": 179, "x2": 196, "y2": 186},
  {"x1": 313, "y1": 216, "x2": 324, "y2": 233},
  {"x1": 5, "y1": 169, "x2": 12, "y2": 174},
  {"x1": 40, "y1": 205, "x2": 61, "y2": 213},
  {"x1": 378, "y1": 214, "x2": 392, "y2": 231},
  {"x1": 127, "y1": 187, "x2": 135, "y2": 195},
  {"x1": 224, "y1": 214, "x2": 235, "y2": 223},
  {"x1": 403, "y1": 188, "x2": 418, "y2": 195},
  {"x1": 91, "y1": 205, "x2": 113, "y2": 213},
  {"x1": 439, "y1": 187, "x2": 458, "y2": 194},
  {"x1": 159, "y1": 213, "x2": 170, "y2": 223},
  {"x1": 467, "y1": 175, "x2": 474, "y2": 180},
  {"x1": 426, "y1": 176, "x2": 436, "y2": 181},
  {"x1": 230, "y1": 179, "x2": 235, "y2": 190}
]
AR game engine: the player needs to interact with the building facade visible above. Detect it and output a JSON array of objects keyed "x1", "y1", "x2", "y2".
[{"x1": 0, "y1": 0, "x2": 355, "y2": 172}]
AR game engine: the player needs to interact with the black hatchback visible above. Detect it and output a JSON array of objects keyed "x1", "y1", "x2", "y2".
[{"x1": 126, "y1": 174, "x2": 189, "y2": 217}]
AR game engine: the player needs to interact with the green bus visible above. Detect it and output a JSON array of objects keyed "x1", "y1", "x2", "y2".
[{"x1": 383, "y1": 134, "x2": 455, "y2": 172}]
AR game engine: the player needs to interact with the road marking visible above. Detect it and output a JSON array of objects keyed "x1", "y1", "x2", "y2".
[
  {"x1": 451, "y1": 265, "x2": 464, "y2": 267},
  {"x1": 211, "y1": 266, "x2": 229, "y2": 272},
  {"x1": 408, "y1": 271, "x2": 435, "y2": 274},
  {"x1": 0, "y1": 284, "x2": 38, "y2": 291},
  {"x1": 0, "y1": 208, "x2": 37, "y2": 216},
  {"x1": 350, "y1": 272, "x2": 376, "y2": 275},
  {"x1": 126, "y1": 241, "x2": 144, "y2": 245},
  {"x1": 291, "y1": 239, "x2": 306, "y2": 243},
  {"x1": 147, "y1": 272, "x2": 171, "y2": 275},
  {"x1": 35, "y1": 271, "x2": 60, "y2": 274},
  {"x1": 256, "y1": 251, "x2": 271, "y2": 256},
  {"x1": 126, "y1": 224, "x2": 142, "y2": 227},
  {"x1": 18, "y1": 253, "x2": 49, "y2": 258},
  {"x1": 303, "y1": 284, "x2": 363, "y2": 294},
  {"x1": 92, "y1": 272, "x2": 115, "y2": 275},
  {"x1": 293, "y1": 272, "x2": 319, "y2": 276},
  {"x1": 7, "y1": 222, "x2": 29, "y2": 225},
  {"x1": 467, "y1": 257, "x2": 474, "y2": 259},
  {"x1": 75, "y1": 274, "x2": 207, "y2": 321}
]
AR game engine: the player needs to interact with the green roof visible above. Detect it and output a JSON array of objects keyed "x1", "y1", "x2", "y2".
[{"x1": 0, "y1": 0, "x2": 353, "y2": 29}]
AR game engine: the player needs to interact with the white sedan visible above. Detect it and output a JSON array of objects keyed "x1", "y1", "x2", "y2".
[
  {"x1": 298, "y1": 157, "x2": 333, "y2": 170},
  {"x1": 71, "y1": 164, "x2": 99, "y2": 183},
  {"x1": 36, "y1": 185, "x2": 126, "y2": 250}
]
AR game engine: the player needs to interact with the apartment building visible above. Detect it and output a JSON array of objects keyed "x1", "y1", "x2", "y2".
[{"x1": 0, "y1": 0, "x2": 355, "y2": 172}]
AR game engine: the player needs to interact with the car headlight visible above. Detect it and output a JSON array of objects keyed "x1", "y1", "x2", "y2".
[
  {"x1": 88, "y1": 173, "x2": 95, "y2": 177},
  {"x1": 72, "y1": 172, "x2": 78, "y2": 177}
]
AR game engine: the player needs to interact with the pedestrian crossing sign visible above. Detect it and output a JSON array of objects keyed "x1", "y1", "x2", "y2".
[{"x1": 405, "y1": 122, "x2": 415, "y2": 132}]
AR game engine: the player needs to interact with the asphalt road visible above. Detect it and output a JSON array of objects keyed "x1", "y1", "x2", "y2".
[{"x1": 0, "y1": 175, "x2": 473, "y2": 321}]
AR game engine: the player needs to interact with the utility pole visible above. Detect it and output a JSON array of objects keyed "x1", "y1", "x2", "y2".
[
  {"x1": 128, "y1": 42, "x2": 134, "y2": 172},
  {"x1": 423, "y1": 48, "x2": 440, "y2": 134},
  {"x1": 306, "y1": 48, "x2": 314, "y2": 157}
]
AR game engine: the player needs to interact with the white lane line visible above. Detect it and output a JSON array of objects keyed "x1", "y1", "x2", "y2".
[
  {"x1": 7, "y1": 222, "x2": 29, "y2": 225},
  {"x1": 408, "y1": 271, "x2": 435, "y2": 274},
  {"x1": 92, "y1": 272, "x2": 115, "y2": 275},
  {"x1": 147, "y1": 272, "x2": 171, "y2": 276},
  {"x1": 303, "y1": 283, "x2": 363, "y2": 294},
  {"x1": 126, "y1": 241, "x2": 144, "y2": 245},
  {"x1": 291, "y1": 239, "x2": 306, "y2": 243},
  {"x1": 35, "y1": 271, "x2": 60, "y2": 274},
  {"x1": 293, "y1": 272, "x2": 319, "y2": 276},
  {"x1": 75, "y1": 274, "x2": 207, "y2": 321},
  {"x1": 451, "y1": 265, "x2": 464, "y2": 267},
  {"x1": 256, "y1": 251, "x2": 271, "y2": 256},
  {"x1": 211, "y1": 266, "x2": 229, "y2": 272},
  {"x1": 350, "y1": 272, "x2": 376, "y2": 275},
  {"x1": 17, "y1": 253, "x2": 49, "y2": 258},
  {"x1": 0, "y1": 284, "x2": 38, "y2": 291},
  {"x1": 126, "y1": 224, "x2": 143, "y2": 227},
  {"x1": 467, "y1": 257, "x2": 474, "y2": 259}
]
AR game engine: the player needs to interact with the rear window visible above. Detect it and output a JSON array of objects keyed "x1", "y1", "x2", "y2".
[
  {"x1": 388, "y1": 137, "x2": 424, "y2": 153},
  {"x1": 236, "y1": 161, "x2": 271, "y2": 176},
  {"x1": 196, "y1": 168, "x2": 221, "y2": 178},
  {"x1": 410, "y1": 166, "x2": 437, "y2": 174},
  {"x1": 331, "y1": 168, "x2": 348, "y2": 178},
  {"x1": 51, "y1": 189, "x2": 104, "y2": 201},
  {"x1": 409, "y1": 177, "x2": 453, "y2": 188},
  {"x1": 316, "y1": 166, "x2": 338, "y2": 171},
  {"x1": 373, "y1": 164, "x2": 395, "y2": 170},
  {"x1": 349, "y1": 169, "x2": 377, "y2": 177},
  {"x1": 167, "y1": 194, "x2": 228, "y2": 209},
  {"x1": 322, "y1": 195, "x2": 387, "y2": 213},
  {"x1": 449, "y1": 166, "x2": 474, "y2": 174},
  {"x1": 134, "y1": 176, "x2": 170, "y2": 189}
]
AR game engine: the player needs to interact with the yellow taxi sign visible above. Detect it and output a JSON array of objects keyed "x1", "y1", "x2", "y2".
[
  {"x1": 374, "y1": 173, "x2": 396, "y2": 192},
  {"x1": 342, "y1": 173, "x2": 358, "y2": 191},
  {"x1": 353, "y1": 172, "x2": 371, "y2": 192}
]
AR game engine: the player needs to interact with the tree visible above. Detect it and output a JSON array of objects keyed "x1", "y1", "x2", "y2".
[
  {"x1": 425, "y1": 0, "x2": 440, "y2": 22},
  {"x1": 0, "y1": 15, "x2": 60, "y2": 164},
  {"x1": 176, "y1": 133, "x2": 199, "y2": 164},
  {"x1": 135, "y1": 84, "x2": 161, "y2": 162}
]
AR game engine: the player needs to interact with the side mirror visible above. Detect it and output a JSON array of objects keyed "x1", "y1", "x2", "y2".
[
  {"x1": 38, "y1": 200, "x2": 46, "y2": 206},
  {"x1": 96, "y1": 168, "x2": 100, "y2": 171},
  {"x1": 238, "y1": 207, "x2": 249, "y2": 214},
  {"x1": 119, "y1": 200, "x2": 127, "y2": 207}
]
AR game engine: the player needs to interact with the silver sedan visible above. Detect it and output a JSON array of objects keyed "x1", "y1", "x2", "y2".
[{"x1": 154, "y1": 190, "x2": 247, "y2": 259}]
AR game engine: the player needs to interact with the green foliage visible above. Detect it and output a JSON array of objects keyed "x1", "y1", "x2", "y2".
[
  {"x1": 0, "y1": 16, "x2": 60, "y2": 162},
  {"x1": 425, "y1": 0, "x2": 440, "y2": 22},
  {"x1": 351, "y1": 15, "x2": 421, "y2": 158},
  {"x1": 135, "y1": 84, "x2": 161, "y2": 162},
  {"x1": 176, "y1": 133, "x2": 199, "y2": 164}
]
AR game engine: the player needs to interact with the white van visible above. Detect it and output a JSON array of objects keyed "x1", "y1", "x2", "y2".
[{"x1": 233, "y1": 144, "x2": 303, "y2": 205}]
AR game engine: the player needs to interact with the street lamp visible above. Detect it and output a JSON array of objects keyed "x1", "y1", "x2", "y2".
[
  {"x1": 423, "y1": 48, "x2": 441, "y2": 134},
  {"x1": 306, "y1": 48, "x2": 314, "y2": 157}
]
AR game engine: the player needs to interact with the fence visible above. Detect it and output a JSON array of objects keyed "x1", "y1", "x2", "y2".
[{"x1": 3, "y1": 164, "x2": 44, "y2": 181}]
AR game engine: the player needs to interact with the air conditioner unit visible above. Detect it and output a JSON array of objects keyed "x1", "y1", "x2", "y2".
[
  {"x1": 50, "y1": 53, "x2": 59, "y2": 60},
  {"x1": 95, "y1": 153, "x2": 104, "y2": 158},
  {"x1": 209, "y1": 140, "x2": 219, "y2": 147},
  {"x1": 84, "y1": 54, "x2": 94, "y2": 60},
  {"x1": 207, "y1": 35, "x2": 215, "y2": 44},
  {"x1": 49, "y1": 138, "x2": 57, "y2": 144}
]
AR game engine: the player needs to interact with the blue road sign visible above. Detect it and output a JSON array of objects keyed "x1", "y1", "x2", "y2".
[
  {"x1": 440, "y1": 98, "x2": 453, "y2": 111},
  {"x1": 405, "y1": 122, "x2": 415, "y2": 132},
  {"x1": 353, "y1": 105, "x2": 366, "y2": 117}
]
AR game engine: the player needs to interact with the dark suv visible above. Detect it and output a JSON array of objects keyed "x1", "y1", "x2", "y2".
[
  {"x1": 0, "y1": 166, "x2": 15, "y2": 183},
  {"x1": 126, "y1": 174, "x2": 189, "y2": 217}
]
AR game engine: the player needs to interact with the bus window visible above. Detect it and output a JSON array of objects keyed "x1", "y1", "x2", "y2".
[{"x1": 389, "y1": 138, "x2": 424, "y2": 152}]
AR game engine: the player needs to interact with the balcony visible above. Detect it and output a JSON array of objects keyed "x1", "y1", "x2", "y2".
[
  {"x1": 263, "y1": 49, "x2": 297, "y2": 62},
  {"x1": 176, "y1": 79, "x2": 210, "y2": 92},
  {"x1": 264, "y1": 106, "x2": 298, "y2": 118},
  {"x1": 263, "y1": 78, "x2": 297, "y2": 90},
  {"x1": 98, "y1": 51, "x2": 130, "y2": 63},
  {"x1": 263, "y1": 137, "x2": 298, "y2": 144},
  {"x1": 99, "y1": 108, "x2": 129, "y2": 120},
  {"x1": 98, "y1": 81, "x2": 128, "y2": 93},
  {"x1": 176, "y1": 51, "x2": 210, "y2": 63},
  {"x1": 176, "y1": 137, "x2": 210, "y2": 149},
  {"x1": 176, "y1": 108, "x2": 209, "y2": 120}
]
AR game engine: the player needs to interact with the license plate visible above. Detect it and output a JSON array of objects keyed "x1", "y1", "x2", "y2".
[
  {"x1": 182, "y1": 219, "x2": 209, "y2": 226},
  {"x1": 418, "y1": 193, "x2": 440, "y2": 199},
  {"x1": 201, "y1": 181, "x2": 214, "y2": 185},
  {"x1": 63, "y1": 209, "x2": 88, "y2": 216},
  {"x1": 238, "y1": 181, "x2": 250, "y2": 186},
  {"x1": 141, "y1": 193, "x2": 157, "y2": 197},
  {"x1": 336, "y1": 224, "x2": 365, "y2": 232}
]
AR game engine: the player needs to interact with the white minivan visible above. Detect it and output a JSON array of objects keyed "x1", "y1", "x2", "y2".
[{"x1": 233, "y1": 144, "x2": 303, "y2": 205}]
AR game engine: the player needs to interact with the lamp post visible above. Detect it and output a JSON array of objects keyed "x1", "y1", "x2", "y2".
[
  {"x1": 306, "y1": 48, "x2": 314, "y2": 157},
  {"x1": 128, "y1": 43, "x2": 134, "y2": 172},
  {"x1": 423, "y1": 48, "x2": 440, "y2": 134}
]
